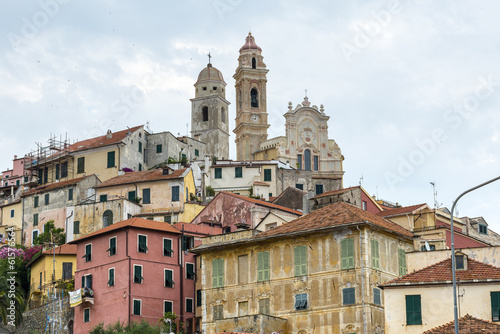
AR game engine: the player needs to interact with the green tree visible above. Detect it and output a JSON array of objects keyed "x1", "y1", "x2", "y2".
[
  {"x1": 34, "y1": 220, "x2": 65, "y2": 246},
  {"x1": 0, "y1": 259, "x2": 26, "y2": 326},
  {"x1": 90, "y1": 320, "x2": 162, "y2": 333},
  {"x1": 158, "y1": 311, "x2": 184, "y2": 333}
]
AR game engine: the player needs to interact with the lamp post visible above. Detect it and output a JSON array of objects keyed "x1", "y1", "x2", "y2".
[{"x1": 450, "y1": 175, "x2": 500, "y2": 334}]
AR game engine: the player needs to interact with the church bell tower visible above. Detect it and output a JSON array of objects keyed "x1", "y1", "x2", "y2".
[{"x1": 233, "y1": 32, "x2": 270, "y2": 161}]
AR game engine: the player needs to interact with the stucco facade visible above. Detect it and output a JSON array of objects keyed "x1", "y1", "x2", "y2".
[
  {"x1": 146, "y1": 131, "x2": 207, "y2": 168},
  {"x1": 0, "y1": 200, "x2": 22, "y2": 244}
]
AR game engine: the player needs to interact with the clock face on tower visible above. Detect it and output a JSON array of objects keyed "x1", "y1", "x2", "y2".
[{"x1": 251, "y1": 114, "x2": 260, "y2": 123}]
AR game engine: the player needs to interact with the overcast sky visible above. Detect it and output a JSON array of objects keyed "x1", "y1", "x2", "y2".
[{"x1": 1, "y1": 1, "x2": 500, "y2": 232}]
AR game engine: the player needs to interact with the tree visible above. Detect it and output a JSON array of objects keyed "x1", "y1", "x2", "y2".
[
  {"x1": 33, "y1": 220, "x2": 65, "y2": 246},
  {"x1": 158, "y1": 311, "x2": 185, "y2": 333},
  {"x1": 90, "y1": 320, "x2": 162, "y2": 333},
  {"x1": 0, "y1": 258, "x2": 26, "y2": 326}
]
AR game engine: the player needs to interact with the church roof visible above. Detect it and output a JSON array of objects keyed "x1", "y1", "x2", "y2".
[
  {"x1": 239, "y1": 32, "x2": 262, "y2": 52},
  {"x1": 195, "y1": 63, "x2": 225, "y2": 85}
]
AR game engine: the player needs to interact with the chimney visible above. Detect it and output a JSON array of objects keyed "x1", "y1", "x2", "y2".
[
  {"x1": 106, "y1": 130, "x2": 112, "y2": 139},
  {"x1": 14, "y1": 155, "x2": 17, "y2": 159},
  {"x1": 162, "y1": 168, "x2": 169, "y2": 175}
]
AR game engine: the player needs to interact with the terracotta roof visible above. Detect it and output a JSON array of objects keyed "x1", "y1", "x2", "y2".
[
  {"x1": 221, "y1": 192, "x2": 302, "y2": 216},
  {"x1": 256, "y1": 201, "x2": 414, "y2": 239},
  {"x1": 96, "y1": 168, "x2": 187, "y2": 188},
  {"x1": 253, "y1": 181, "x2": 269, "y2": 186},
  {"x1": 376, "y1": 203, "x2": 428, "y2": 217},
  {"x1": 313, "y1": 186, "x2": 360, "y2": 199},
  {"x1": 21, "y1": 175, "x2": 94, "y2": 197},
  {"x1": 70, "y1": 125, "x2": 143, "y2": 153},
  {"x1": 239, "y1": 32, "x2": 262, "y2": 52},
  {"x1": 42, "y1": 243, "x2": 77, "y2": 255},
  {"x1": 382, "y1": 257, "x2": 500, "y2": 287},
  {"x1": 422, "y1": 314, "x2": 500, "y2": 334},
  {"x1": 69, "y1": 217, "x2": 181, "y2": 243}
]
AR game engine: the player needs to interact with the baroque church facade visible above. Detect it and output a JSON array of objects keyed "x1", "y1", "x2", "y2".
[{"x1": 191, "y1": 32, "x2": 344, "y2": 192}]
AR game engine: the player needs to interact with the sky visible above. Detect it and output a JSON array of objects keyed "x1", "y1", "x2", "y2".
[{"x1": 1, "y1": 1, "x2": 500, "y2": 232}]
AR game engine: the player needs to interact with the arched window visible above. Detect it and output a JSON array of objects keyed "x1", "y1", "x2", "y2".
[
  {"x1": 251, "y1": 88, "x2": 259, "y2": 108},
  {"x1": 252, "y1": 57, "x2": 256, "y2": 69},
  {"x1": 103, "y1": 210, "x2": 113, "y2": 227},
  {"x1": 304, "y1": 149, "x2": 311, "y2": 171},
  {"x1": 221, "y1": 107, "x2": 225, "y2": 123},
  {"x1": 202, "y1": 106, "x2": 208, "y2": 122}
]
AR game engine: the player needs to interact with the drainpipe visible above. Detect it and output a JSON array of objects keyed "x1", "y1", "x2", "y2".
[
  {"x1": 123, "y1": 227, "x2": 131, "y2": 325},
  {"x1": 116, "y1": 144, "x2": 121, "y2": 171},
  {"x1": 179, "y1": 225, "x2": 185, "y2": 325},
  {"x1": 356, "y1": 225, "x2": 367, "y2": 334}
]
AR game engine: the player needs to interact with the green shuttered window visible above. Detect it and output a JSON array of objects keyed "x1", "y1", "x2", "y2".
[
  {"x1": 107, "y1": 151, "x2": 115, "y2": 168},
  {"x1": 341, "y1": 238, "x2": 355, "y2": 270},
  {"x1": 491, "y1": 291, "x2": 500, "y2": 321},
  {"x1": 165, "y1": 269, "x2": 174, "y2": 288},
  {"x1": 343, "y1": 287, "x2": 355, "y2": 305},
  {"x1": 257, "y1": 251, "x2": 270, "y2": 281},
  {"x1": 371, "y1": 239, "x2": 380, "y2": 269},
  {"x1": 133, "y1": 299, "x2": 141, "y2": 315},
  {"x1": 163, "y1": 239, "x2": 173, "y2": 257},
  {"x1": 406, "y1": 295, "x2": 422, "y2": 325},
  {"x1": 264, "y1": 169, "x2": 272, "y2": 181},
  {"x1": 212, "y1": 258, "x2": 224, "y2": 288},
  {"x1": 77, "y1": 157, "x2": 85, "y2": 174},
  {"x1": 294, "y1": 245, "x2": 307, "y2": 276}
]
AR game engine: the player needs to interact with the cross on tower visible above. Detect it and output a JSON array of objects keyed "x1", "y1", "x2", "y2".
[
  {"x1": 304, "y1": 89, "x2": 308, "y2": 97},
  {"x1": 208, "y1": 52, "x2": 212, "y2": 64}
]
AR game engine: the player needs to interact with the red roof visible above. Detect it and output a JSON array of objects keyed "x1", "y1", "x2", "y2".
[
  {"x1": 70, "y1": 125, "x2": 143, "y2": 153},
  {"x1": 96, "y1": 168, "x2": 187, "y2": 188},
  {"x1": 382, "y1": 257, "x2": 500, "y2": 287},
  {"x1": 21, "y1": 175, "x2": 94, "y2": 197},
  {"x1": 256, "y1": 201, "x2": 414, "y2": 239},
  {"x1": 422, "y1": 314, "x2": 500, "y2": 333},
  {"x1": 42, "y1": 243, "x2": 77, "y2": 255},
  {"x1": 376, "y1": 203, "x2": 428, "y2": 217},
  {"x1": 221, "y1": 192, "x2": 302, "y2": 216},
  {"x1": 69, "y1": 217, "x2": 181, "y2": 243}
]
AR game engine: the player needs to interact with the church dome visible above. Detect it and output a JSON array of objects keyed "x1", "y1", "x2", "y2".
[
  {"x1": 239, "y1": 32, "x2": 262, "y2": 52},
  {"x1": 195, "y1": 63, "x2": 226, "y2": 85}
]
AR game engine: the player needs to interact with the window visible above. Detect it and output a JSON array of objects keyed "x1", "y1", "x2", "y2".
[
  {"x1": 341, "y1": 238, "x2": 355, "y2": 270},
  {"x1": 103, "y1": 210, "x2": 113, "y2": 227},
  {"x1": 214, "y1": 168, "x2": 222, "y2": 179},
  {"x1": 221, "y1": 107, "x2": 225, "y2": 123},
  {"x1": 235, "y1": 167, "x2": 242, "y2": 178},
  {"x1": 138, "y1": 235, "x2": 148, "y2": 253},
  {"x1": 107, "y1": 151, "x2": 115, "y2": 168},
  {"x1": 73, "y1": 220, "x2": 80, "y2": 234},
  {"x1": 100, "y1": 194, "x2": 107, "y2": 202},
  {"x1": 455, "y1": 255, "x2": 465, "y2": 270},
  {"x1": 172, "y1": 186, "x2": 179, "y2": 202},
  {"x1": 77, "y1": 157, "x2": 85, "y2": 174},
  {"x1": 34, "y1": 196, "x2": 39, "y2": 208},
  {"x1": 479, "y1": 224, "x2": 488, "y2": 234},
  {"x1": 295, "y1": 293, "x2": 308, "y2": 310},
  {"x1": 182, "y1": 236, "x2": 194, "y2": 251},
  {"x1": 304, "y1": 149, "x2": 311, "y2": 171},
  {"x1": 295, "y1": 183, "x2": 303, "y2": 190},
  {"x1": 263, "y1": 168, "x2": 272, "y2": 181},
  {"x1": 138, "y1": 163, "x2": 142, "y2": 171},
  {"x1": 81, "y1": 274, "x2": 92, "y2": 289},
  {"x1": 491, "y1": 291, "x2": 500, "y2": 321},
  {"x1": 32, "y1": 230, "x2": 39, "y2": 243},
  {"x1": 195, "y1": 149, "x2": 199, "y2": 157},
  {"x1": 133, "y1": 265, "x2": 143, "y2": 284},
  {"x1": 371, "y1": 239, "x2": 380, "y2": 269},
  {"x1": 259, "y1": 298, "x2": 270, "y2": 315},
  {"x1": 142, "y1": 188, "x2": 151, "y2": 204},
  {"x1": 250, "y1": 88, "x2": 259, "y2": 108},
  {"x1": 197, "y1": 290, "x2": 202, "y2": 307},
  {"x1": 164, "y1": 301, "x2": 173, "y2": 314},
  {"x1": 315, "y1": 184, "x2": 324, "y2": 195},
  {"x1": 343, "y1": 287, "x2": 356, "y2": 305},
  {"x1": 138, "y1": 142, "x2": 142, "y2": 153},
  {"x1": 257, "y1": 251, "x2": 270, "y2": 281},
  {"x1": 399, "y1": 248, "x2": 407, "y2": 276},
  {"x1": 186, "y1": 298, "x2": 193, "y2": 313},
  {"x1": 186, "y1": 263, "x2": 195, "y2": 279},
  {"x1": 314, "y1": 156, "x2": 319, "y2": 171},
  {"x1": 252, "y1": 57, "x2": 256, "y2": 69},
  {"x1": 374, "y1": 288, "x2": 381, "y2": 305},
  {"x1": 294, "y1": 245, "x2": 307, "y2": 276},
  {"x1": 33, "y1": 214, "x2": 39, "y2": 226},
  {"x1": 362, "y1": 201, "x2": 367, "y2": 211},
  {"x1": 128, "y1": 191, "x2": 136, "y2": 202},
  {"x1": 164, "y1": 215, "x2": 172, "y2": 224},
  {"x1": 165, "y1": 269, "x2": 174, "y2": 288},
  {"x1": 107, "y1": 237, "x2": 117, "y2": 256},
  {"x1": 83, "y1": 308, "x2": 90, "y2": 323},
  {"x1": 44, "y1": 194, "x2": 50, "y2": 205},
  {"x1": 108, "y1": 268, "x2": 115, "y2": 286},
  {"x1": 10, "y1": 209, "x2": 14, "y2": 218},
  {"x1": 83, "y1": 244, "x2": 92, "y2": 262},
  {"x1": 61, "y1": 161, "x2": 68, "y2": 178},
  {"x1": 406, "y1": 295, "x2": 422, "y2": 325},
  {"x1": 68, "y1": 188, "x2": 74, "y2": 201},
  {"x1": 238, "y1": 301, "x2": 249, "y2": 316},
  {"x1": 297, "y1": 155, "x2": 302, "y2": 169},
  {"x1": 212, "y1": 258, "x2": 224, "y2": 288},
  {"x1": 133, "y1": 299, "x2": 141, "y2": 315},
  {"x1": 55, "y1": 164, "x2": 60, "y2": 180},
  {"x1": 156, "y1": 144, "x2": 162, "y2": 153},
  {"x1": 202, "y1": 106, "x2": 209, "y2": 121},
  {"x1": 163, "y1": 238, "x2": 173, "y2": 257},
  {"x1": 62, "y1": 262, "x2": 72, "y2": 280},
  {"x1": 213, "y1": 305, "x2": 223, "y2": 320}
]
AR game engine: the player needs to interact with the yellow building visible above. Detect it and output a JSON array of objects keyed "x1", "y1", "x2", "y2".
[
  {"x1": 193, "y1": 201, "x2": 414, "y2": 334},
  {"x1": 95, "y1": 167, "x2": 203, "y2": 224},
  {"x1": 26, "y1": 243, "x2": 77, "y2": 308},
  {"x1": 0, "y1": 199, "x2": 22, "y2": 245}
]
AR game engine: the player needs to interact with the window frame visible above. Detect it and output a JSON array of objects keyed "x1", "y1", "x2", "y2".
[
  {"x1": 142, "y1": 188, "x2": 151, "y2": 204},
  {"x1": 132, "y1": 299, "x2": 142, "y2": 316},
  {"x1": 294, "y1": 246, "x2": 307, "y2": 277},
  {"x1": 257, "y1": 251, "x2": 270, "y2": 281},
  {"x1": 186, "y1": 298, "x2": 193, "y2": 313},
  {"x1": 107, "y1": 236, "x2": 117, "y2": 256},
  {"x1": 83, "y1": 308, "x2": 90, "y2": 323},
  {"x1": 343, "y1": 287, "x2": 356, "y2": 305},
  {"x1": 34, "y1": 196, "x2": 39, "y2": 208},
  {"x1": 108, "y1": 267, "x2": 115, "y2": 287},
  {"x1": 341, "y1": 238, "x2": 355, "y2": 270},
  {"x1": 68, "y1": 188, "x2": 74, "y2": 201},
  {"x1": 186, "y1": 262, "x2": 195, "y2": 280},
  {"x1": 44, "y1": 194, "x2": 50, "y2": 205},
  {"x1": 133, "y1": 265, "x2": 143, "y2": 284},
  {"x1": 214, "y1": 168, "x2": 222, "y2": 179},
  {"x1": 164, "y1": 268, "x2": 174, "y2": 288},
  {"x1": 406, "y1": 294, "x2": 422, "y2": 325},
  {"x1": 100, "y1": 194, "x2": 108, "y2": 202},
  {"x1": 137, "y1": 234, "x2": 148, "y2": 253},
  {"x1": 83, "y1": 243, "x2": 92, "y2": 262},
  {"x1": 156, "y1": 144, "x2": 162, "y2": 153},
  {"x1": 163, "y1": 238, "x2": 173, "y2": 257},
  {"x1": 33, "y1": 213, "x2": 39, "y2": 226},
  {"x1": 164, "y1": 300, "x2": 173, "y2": 314},
  {"x1": 107, "y1": 151, "x2": 115, "y2": 168},
  {"x1": 73, "y1": 220, "x2": 80, "y2": 234},
  {"x1": 171, "y1": 186, "x2": 180, "y2": 202},
  {"x1": 213, "y1": 304, "x2": 223, "y2": 320},
  {"x1": 77, "y1": 157, "x2": 85, "y2": 174},
  {"x1": 374, "y1": 287, "x2": 381, "y2": 306},
  {"x1": 212, "y1": 258, "x2": 224, "y2": 288},
  {"x1": 371, "y1": 239, "x2": 380, "y2": 269},
  {"x1": 294, "y1": 293, "x2": 308, "y2": 310},
  {"x1": 491, "y1": 291, "x2": 500, "y2": 322},
  {"x1": 263, "y1": 168, "x2": 272, "y2": 182},
  {"x1": 235, "y1": 166, "x2": 243, "y2": 178}
]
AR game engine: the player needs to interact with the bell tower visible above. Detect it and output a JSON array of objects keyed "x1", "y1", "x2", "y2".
[
  {"x1": 191, "y1": 59, "x2": 230, "y2": 159},
  {"x1": 233, "y1": 32, "x2": 270, "y2": 161}
]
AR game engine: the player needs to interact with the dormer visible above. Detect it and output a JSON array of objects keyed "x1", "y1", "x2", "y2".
[{"x1": 454, "y1": 251, "x2": 468, "y2": 271}]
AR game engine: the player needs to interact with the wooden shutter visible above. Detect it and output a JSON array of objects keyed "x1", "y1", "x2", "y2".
[
  {"x1": 143, "y1": 188, "x2": 150, "y2": 204},
  {"x1": 406, "y1": 295, "x2": 422, "y2": 325},
  {"x1": 212, "y1": 259, "x2": 219, "y2": 288},
  {"x1": 107, "y1": 151, "x2": 115, "y2": 168},
  {"x1": 300, "y1": 246, "x2": 307, "y2": 275},
  {"x1": 371, "y1": 240, "x2": 380, "y2": 269},
  {"x1": 294, "y1": 246, "x2": 301, "y2": 276},
  {"x1": 257, "y1": 252, "x2": 263, "y2": 281},
  {"x1": 347, "y1": 239, "x2": 354, "y2": 268},
  {"x1": 218, "y1": 259, "x2": 224, "y2": 287},
  {"x1": 263, "y1": 251, "x2": 270, "y2": 280},
  {"x1": 491, "y1": 292, "x2": 500, "y2": 321}
]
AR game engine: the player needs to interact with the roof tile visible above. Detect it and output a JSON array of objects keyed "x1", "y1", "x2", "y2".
[
  {"x1": 97, "y1": 168, "x2": 187, "y2": 188},
  {"x1": 70, "y1": 125, "x2": 143, "y2": 152},
  {"x1": 221, "y1": 192, "x2": 302, "y2": 216},
  {"x1": 422, "y1": 314, "x2": 500, "y2": 333},
  {"x1": 376, "y1": 203, "x2": 427, "y2": 217},
  {"x1": 21, "y1": 175, "x2": 93, "y2": 197}
]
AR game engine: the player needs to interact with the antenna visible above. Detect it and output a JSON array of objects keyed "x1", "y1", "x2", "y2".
[
  {"x1": 430, "y1": 182, "x2": 442, "y2": 208},
  {"x1": 359, "y1": 175, "x2": 363, "y2": 186}
]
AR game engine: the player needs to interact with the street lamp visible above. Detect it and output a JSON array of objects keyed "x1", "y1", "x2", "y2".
[{"x1": 450, "y1": 175, "x2": 500, "y2": 334}]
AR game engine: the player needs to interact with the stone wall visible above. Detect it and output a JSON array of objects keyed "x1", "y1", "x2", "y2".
[{"x1": 16, "y1": 296, "x2": 74, "y2": 334}]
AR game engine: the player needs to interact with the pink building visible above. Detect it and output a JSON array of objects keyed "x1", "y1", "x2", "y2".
[
  {"x1": 1, "y1": 155, "x2": 31, "y2": 199},
  {"x1": 69, "y1": 217, "x2": 217, "y2": 333}
]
